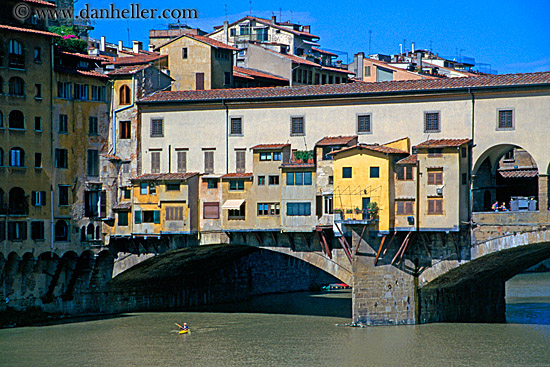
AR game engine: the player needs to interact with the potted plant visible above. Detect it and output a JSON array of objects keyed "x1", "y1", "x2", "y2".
[
  {"x1": 355, "y1": 207, "x2": 362, "y2": 214},
  {"x1": 346, "y1": 209, "x2": 353, "y2": 214},
  {"x1": 367, "y1": 202, "x2": 379, "y2": 215}
]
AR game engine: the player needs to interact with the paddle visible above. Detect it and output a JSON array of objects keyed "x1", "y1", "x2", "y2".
[{"x1": 175, "y1": 322, "x2": 184, "y2": 329}]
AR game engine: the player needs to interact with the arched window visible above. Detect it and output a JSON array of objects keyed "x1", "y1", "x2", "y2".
[
  {"x1": 9, "y1": 40, "x2": 24, "y2": 68},
  {"x1": 80, "y1": 226, "x2": 86, "y2": 241},
  {"x1": 87, "y1": 223, "x2": 94, "y2": 240},
  {"x1": 119, "y1": 85, "x2": 130, "y2": 105},
  {"x1": 9, "y1": 147, "x2": 24, "y2": 167},
  {"x1": 9, "y1": 77, "x2": 24, "y2": 96},
  {"x1": 96, "y1": 226, "x2": 101, "y2": 240},
  {"x1": 9, "y1": 187, "x2": 27, "y2": 215},
  {"x1": 9, "y1": 110, "x2": 24, "y2": 129},
  {"x1": 55, "y1": 220, "x2": 68, "y2": 241}
]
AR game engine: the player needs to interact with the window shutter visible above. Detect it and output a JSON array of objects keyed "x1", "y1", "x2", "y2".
[
  {"x1": 428, "y1": 200, "x2": 434, "y2": 214},
  {"x1": 31, "y1": 191, "x2": 36, "y2": 206},
  {"x1": 436, "y1": 200, "x2": 443, "y2": 214},
  {"x1": 406, "y1": 166, "x2": 413, "y2": 180},
  {"x1": 204, "y1": 151, "x2": 214, "y2": 173},
  {"x1": 135, "y1": 210, "x2": 142, "y2": 224},
  {"x1": 41, "y1": 191, "x2": 46, "y2": 205},
  {"x1": 406, "y1": 202, "x2": 413, "y2": 214},
  {"x1": 436, "y1": 172, "x2": 443, "y2": 185},
  {"x1": 151, "y1": 152, "x2": 160, "y2": 173},
  {"x1": 100, "y1": 191, "x2": 107, "y2": 218},
  {"x1": 154, "y1": 210, "x2": 161, "y2": 223},
  {"x1": 203, "y1": 202, "x2": 219, "y2": 219},
  {"x1": 21, "y1": 222, "x2": 27, "y2": 240},
  {"x1": 236, "y1": 151, "x2": 245, "y2": 173},
  {"x1": 397, "y1": 166, "x2": 404, "y2": 180},
  {"x1": 396, "y1": 201, "x2": 403, "y2": 214},
  {"x1": 177, "y1": 151, "x2": 187, "y2": 173}
]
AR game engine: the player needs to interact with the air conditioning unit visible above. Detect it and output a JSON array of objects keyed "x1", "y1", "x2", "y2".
[{"x1": 436, "y1": 187, "x2": 443, "y2": 196}]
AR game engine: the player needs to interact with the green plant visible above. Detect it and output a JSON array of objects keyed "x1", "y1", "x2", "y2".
[
  {"x1": 293, "y1": 150, "x2": 313, "y2": 162},
  {"x1": 50, "y1": 26, "x2": 88, "y2": 53},
  {"x1": 367, "y1": 202, "x2": 379, "y2": 213}
]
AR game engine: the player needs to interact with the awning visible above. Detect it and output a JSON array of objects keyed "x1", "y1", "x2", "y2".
[
  {"x1": 222, "y1": 199, "x2": 245, "y2": 210},
  {"x1": 302, "y1": 40, "x2": 320, "y2": 46}
]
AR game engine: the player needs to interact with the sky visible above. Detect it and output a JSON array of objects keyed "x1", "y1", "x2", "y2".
[{"x1": 79, "y1": 0, "x2": 550, "y2": 74}]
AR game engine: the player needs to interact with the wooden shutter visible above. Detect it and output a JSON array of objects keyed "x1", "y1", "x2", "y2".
[
  {"x1": 236, "y1": 151, "x2": 245, "y2": 173},
  {"x1": 436, "y1": 200, "x2": 443, "y2": 214},
  {"x1": 396, "y1": 201, "x2": 404, "y2": 215},
  {"x1": 196, "y1": 73, "x2": 204, "y2": 90},
  {"x1": 151, "y1": 152, "x2": 160, "y2": 173},
  {"x1": 406, "y1": 166, "x2": 413, "y2": 180},
  {"x1": 405, "y1": 201, "x2": 414, "y2": 215},
  {"x1": 428, "y1": 200, "x2": 434, "y2": 214},
  {"x1": 100, "y1": 191, "x2": 107, "y2": 218},
  {"x1": 31, "y1": 191, "x2": 36, "y2": 206},
  {"x1": 154, "y1": 210, "x2": 161, "y2": 224},
  {"x1": 203, "y1": 202, "x2": 219, "y2": 219},
  {"x1": 41, "y1": 191, "x2": 46, "y2": 205},
  {"x1": 21, "y1": 222, "x2": 27, "y2": 240},
  {"x1": 177, "y1": 151, "x2": 187, "y2": 173},
  {"x1": 204, "y1": 151, "x2": 214, "y2": 173},
  {"x1": 396, "y1": 166, "x2": 404, "y2": 180},
  {"x1": 134, "y1": 210, "x2": 141, "y2": 224}
]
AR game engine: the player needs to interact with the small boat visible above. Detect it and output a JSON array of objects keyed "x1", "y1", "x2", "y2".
[
  {"x1": 322, "y1": 283, "x2": 351, "y2": 291},
  {"x1": 178, "y1": 329, "x2": 189, "y2": 334}
]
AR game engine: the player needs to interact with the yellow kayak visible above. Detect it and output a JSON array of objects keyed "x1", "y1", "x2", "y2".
[{"x1": 178, "y1": 329, "x2": 189, "y2": 334}]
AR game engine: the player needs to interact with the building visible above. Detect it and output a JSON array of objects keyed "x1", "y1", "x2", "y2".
[{"x1": 149, "y1": 24, "x2": 207, "y2": 51}]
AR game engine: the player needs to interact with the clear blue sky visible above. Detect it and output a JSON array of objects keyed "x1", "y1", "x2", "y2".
[{"x1": 82, "y1": 0, "x2": 550, "y2": 74}]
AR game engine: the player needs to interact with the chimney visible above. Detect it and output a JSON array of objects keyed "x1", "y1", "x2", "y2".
[
  {"x1": 223, "y1": 20, "x2": 229, "y2": 44},
  {"x1": 303, "y1": 25, "x2": 311, "y2": 33},
  {"x1": 132, "y1": 40, "x2": 142, "y2": 53},
  {"x1": 118, "y1": 40, "x2": 123, "y2": 52},
  {"x1": 148, "y1": 44, "x2": 155, "y2": 52},
  {"x1": 416, "y1": 52, "x2": 422, "y2": 72},
  {"x1": 272, "y1": 15, "x2": 276, "y2": 23},
  {"x1": 412, "y1": 42, "x2": 415, "y2": 53},
  {"x1": 100, "y1": 36, "x2": 106, "y2": 52}
]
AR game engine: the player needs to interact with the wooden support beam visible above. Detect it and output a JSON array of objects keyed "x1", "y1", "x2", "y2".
[
  {"x1": 317, "y1": 229, "x2": 332, "y2": 259},
  {"x1": 287, "y1": 233, "x2": 295, "y2": 251},
  {"x1": 270, "y1": 231, "x2": 278, "y2": 246},
  {"x1": 374, "y1": 234, "x2": 387, "y2": 266},
  {"x1": 302, "y1": 233, "x2": 311, "y2": 248},
  {"x1": 420, "y1": 232, "x2": 432, "y2": 257},
  {"x1": 338, "y1": 236, "x2": 352, "y2": 264},
  {"x1": 391, "y1": 231, "x2": 411, "y2": 265},
  {"x1": 398, "y1": 232, "x2": 415, "y2": 264},
  {"x1": 356, "y1": 224, "x2": 368, "y2": 254},
  {"x1": 254, "y1": 232, "x2": 263, "y2": 246},
  {"x1": 241, "y1": 232, "x2": 247, "y2": 244},
  {"x1": 450, "y1": 232, "x2": 461, "y2": 261},
  {"x1": 225, "y1": 231, "x2": 233, "y2": 243}
]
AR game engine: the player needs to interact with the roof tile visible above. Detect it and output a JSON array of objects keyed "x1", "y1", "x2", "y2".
[
  {"x1": 330, "y1": 143, "x2": 409, "y2": 156},
  {"x1": 233, "y1": 66, "x2": 288, "y2": 82},
  {"x1": 132, "y1": 172, "x2": 199, "y2": 181},
  {"x1": 414, "y1": 139, "x2": 471, "y2": 148},
  {"x1": 0, "y1": 24, "x2": 59, "y2": 37},
  {"x1": 221, "y1": 173, "x2": 253, "y2": 178},
  {"x1": 396, "y1": 154, "x2": 417, "y2": 165},
  {"x1": 498, "y1": 169, "x2": 538, "y2": 178},
  {"x1": 316, "y1": 135, "x2": 357, "y2": 146},
  {"x1": 250, "y1": 143, "x2": 290, "y2": 150}
]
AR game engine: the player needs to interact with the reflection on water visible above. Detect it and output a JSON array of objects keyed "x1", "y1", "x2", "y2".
[
  {"x1": 506, "y1": 272, "x2": 550, "y2": 325},
  {"x1": 0, "y1": 274, "x2": 549, "y2": 367}
]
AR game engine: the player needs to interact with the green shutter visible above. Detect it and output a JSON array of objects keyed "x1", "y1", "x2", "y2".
[
  {"x1": 154, "y1": 210, "x2": 161, "y2": 224},
  {"x1": 135, "y1": 210, "x2": 141, "y2": 224}
]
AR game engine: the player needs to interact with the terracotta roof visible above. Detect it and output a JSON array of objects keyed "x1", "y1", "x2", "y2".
[
  {"x1": 329, "y1": 143, "x2": 409, "y2": 156},
  {"x1": 414, "y1": 139, "x2": 471, "y2": 148},
  {"x1": 321, "y1": 65, "x2": 355, "y2": 75},
  {"x1": 233, "y1": 66, "x2": 288, "y2": 82},
  {"x1": 262, "y1": 47, "x2": 320, "y2": 67},
  {"x1": 112, "y1": 202, "x2": 131, "y2": 210},
  {"x1": 100, "y1": 154, "x2": 122, "y2": 161},
  {"x1": 250, "y1": 143, "x2": 290, "y2": 150},
  {"x1": 396, "y1": 154, "x2": 417, "y2": 165},
  {"x1": 221, "y1": 173, "x2": 253, "y2": 178},
  {"x1": 0, "y1": 24, "x2": 60, "y2": 37},
  {"x1": 312, "y1": 47, "x2": 337, "y2": 57},
  {"x1": 316, "y1": 135, "x2": 357, "y2": 146},
  {"x1": 233, "y1": 70, "x2": 254, "y2": 80},
  {"x1": 139, "y1": 72, "x2": 550, "y2": 104},
  {"x1": 54, "y1": 66, "x2": 108, "y2": 79},
  {"x1": 59, "y1": 51, "x2": 107, "y2": 62},
  {"x1": 155, "y1": 34, "x2": 237, "y2": 51},
  {"x1": 103, "y1": 54, "x2": 166, "y2": 66},
  {"x1": 108, "y1": 64, "x2": 152, "y2": 76},
  {"x1": 210, "y1": 16, "x2": 319, "y2": 39},
  {"x1": 24, "y1": 0, "x2": 56, "y2": 7},
  {"x1": 132, "y1": 172, "x2": 199, "y2": 181},
  {"x1": 498, "y1": 169, "x2": 538, "y2": 178},
  {"x1": 280, "y1": 163, "x2": 315, "y2": 168}
]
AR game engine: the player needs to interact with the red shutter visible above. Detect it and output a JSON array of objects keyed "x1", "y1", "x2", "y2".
[
  {"x1": 203, "y1": 202, "x2": 219, "y2": 219},
  {"x1": 196, "y1": 73, "x2": 204, "y2": 90}
]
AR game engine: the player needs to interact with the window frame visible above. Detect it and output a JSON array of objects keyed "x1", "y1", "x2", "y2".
[
  {"x1": 427, "y1": 198, "x2": 444, "y2": 215},
  {"x1": 370, "y1": 166, "x2": 380, "y2": 178},
  {"x1": 396, "y1": 200, "x2": 415, "y2": 215},
  {"x1": 427, "y1": 168, "x2": 443, "y2": 185},
  {"x1": 290, "y1": 116, "x2": 305, "y2": 136},
  {"x1": 229, "y1": 116, "x2": 243, "y2": 136},
  {"x1": 150, "y1": 118, "x2": 164, "y2": 137},
  {"x1": 357, "y1": 113, "x2": 372, "y2": 134},
  {"x1": 342, "y1": 167, "x2": 352, "y2": 179},
  {"x1": 497, "y1": 108, "x2": 514, "y2": 130},
  {"x1": 424, "y1": 111, "x2": 441, "y2": 133}
]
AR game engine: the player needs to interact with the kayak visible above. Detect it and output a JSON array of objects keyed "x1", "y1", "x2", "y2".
[{"x1": 179, "y1": 329, "x2": 189, "y2": 334}]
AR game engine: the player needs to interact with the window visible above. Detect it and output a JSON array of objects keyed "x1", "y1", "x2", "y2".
[
  {"x1": 151, "y1": 118, "x2": 163, "y2": 137},
  {"x1": 140, "y1": 182, "x2": 147, "y2": 195},
  {"x1": 119, "y1": 85, "x2": 131, "y2": 105},
  {"x1": 34, "y1": 116, "x2": 41, "y2": 131},
  {"x1": 290, "y1": 116, "x2": 305, "y2": 136},
  {"x1": 424, "y1": 112, "x2": 440, "y2": 132},
  {"x1": 224, "y1": 72, "x2": 231, "y2": 86},
  {"x1": 149, "y1": 183, "x2": 156, "y2": 195},
  {"x1": 87, "y1": 149, "x2": 99, "y2": 176},
  {"x1": 203, "y1": 202, "x2": 219, "y2": 219},
  {"x1": 57, "y1": 82, "x2": 71, "y2": 99},
  {"x1": 230, "y1": 117, "x2": 242, "y2": 135},
  {"x1": 31, "y1": 221, "x2": 44, "y2": 240},
  {"x1": 177, "y1": 150, "x2": 187, "y2": 173},
  {"x1": 89, "y1": 117, "x2": 98, "y2": 135},
  {"x1": 8, "y1": 110, "x2": 24, "y2": 129},
  {"x1": 427, "y1": 169, "x2": 443, "y2": 185},
  {"x1": 236, "y1": 150, "x2": 245, "y2": 173},
  {"x1": 397, "y1": 165, "x2": 413, "y2": 180},
  {"x1": 74, "y1": 84, "x2": 89, "y2": 100},
  {"x1": 0, "y1": 148, "x2": 3, "y2": 166},
  {"x1": 35, "y1": 84, "x2": 41, "y2": 98},
  {"x1": 123, "y1": 188, "x2": 131, "y2": 199},
  {"x1": 229, "y1": 180, "x2": 244, "y2": 191},
  {"x1": 55, "y1": 149, "x2": 68, "y2": 168},
  {"x1": 396, "y1": 200, "x2": 414, "y2": 215},
  {"x1": 498, "y1": 109, "x2": 514, "y2": 129},
  {"x1": 204, "y1": 151, "x2": 214, "y2": 173},
  {"x1": 287, "y1": 202, "x2": 311, "y2": 216},
  {"x1": 269, "y1": 175, "x2": 279, "y2": 185},
  {"x1": 9, "y1": 77, "x2": 24, "y2": 96},
  {"x1": 273, "y1": 152, "x2": 282, "y2": 161},
  {"x1": 207, "y1": 179, "x2": 218, "y2": 189},
  {"x1": 357, "y1": 114, "x2": 371, "y2": 134},
  {"x1": 92, "y1": 85, "x2": 106, "y2": 101},
  {"x1": 257, "y1": 203, "x2": 280, "y2": 216},
  {"x1": 228, "y1": 204, "x2": 245, "y2": 219},
  {"x1": 122, "y1": 163, "x2": 130, "y2": 174},
  {"x1": 230, "y1": 28, "x2": 236, "y2": 36},
  {"x1": 59, "y1": 114, "x2": 68, "y2": 133},
  {"x1": 59, "y1": 185, "x2": 69, "y2": 206},
  {"x1": 8, "y1": 40, "x2": 24, "y2": 68},
  {"x1": 31, "y1": 191, "x2": 46, "y2": 206},
  {"x1": 182, "y1": 47, "x2": 188, "y2": 59},
  {"x1": 428, "y1": 198, "x2": 443, "y2": 215},
  {"x1": 134, "y1": 210, "x2": 141, "y2": 224},
  {"x1": 9, "y1": 148, "x2": 24, "y2": 167},
  {"x1": 286, "y1": 172, "x2": 312, "y2": 185},
  {"x1": 141, "y1": 210, "x2": 160, "y2": 223},
  {"x1": 8, "y1": 222, "x2": 27, "y2": 241},
  {"x1": 9, "y1": 188, "x2": 27, "y2": 215},
  {"x1": 324, "y1": 195, "x2": 333, "y2": 214},
  {"x1": 462, "y1": 173, "x2": 468, "y2": 185},
  {"x1": 118, "y1": 212, "x2": 129, "y2": 226},
  {"x1": 84, "y1": 191, "x2": 99, "y2": 217},
  {"x1": 33, "y1": 47, "x2": 41, "y2": 62},
  {"x1": 461, "y1": 147, "x2": 467, "y2": 158},
  {"x1": 260, "y1": 152, "x2": 272, "y2": 161},
  {"x1": 119, "y1": 120, "x2": 130, "y2": 139},
  {"x1": 166, "y1": 206, "x2": 184, "y2": 221},
  {"x1": 370, "y1": 166, "x2": 380, "y2": 178},
  {"x1": 427, "y1": 148, "x2": 443, "y2": 157},
  {"x1": 151, "y1": 151, "x2": 160, "y2": 173},
  {"x1": 364, "y1": 66, "x2": 371, "y2": 77},
  {"x1": 0, "y1": 111, "x2": 3, "y2": 128},
  {"x1": 34, "y1": 153, "x2": 41, "y2": 168},
  {"x1": 166, "y1": 183, "x2": 180, "y2": 191},
  {"x1": 258, "y1": 176, "x2": 265, "y2": 185},
  {"x1": 342, "y1": 167, "x2": 352, "y2": 178}
]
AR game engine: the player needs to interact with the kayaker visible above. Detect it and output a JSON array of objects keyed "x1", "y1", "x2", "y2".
[{"x1": 182, "y1": 323, "x2": 188, "y2": 331}]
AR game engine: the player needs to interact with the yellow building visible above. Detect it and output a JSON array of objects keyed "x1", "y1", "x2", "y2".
[
  {"x1": 331, "y1": 141, "x2": 409, "y2": 233},
  {"x1": 220, "y1": 173, "x2": 253, "y2": 231},
  {"x1": 155, "y1": 34, "x2": 237, "y2": 90}
]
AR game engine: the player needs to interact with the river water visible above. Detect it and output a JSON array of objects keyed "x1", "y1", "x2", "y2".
[{"x1": 1, "y1": 273, "x2": 550, "y2": 367}]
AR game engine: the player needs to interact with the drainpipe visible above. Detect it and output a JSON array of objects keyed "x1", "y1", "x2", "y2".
[
  {"x1": 416, "y1": 158, "x2": 420, "y2": 233},
  {"x1": 50, "y1": 38, "x2": 55, "y2": 255},
  {"x1": 222, "y1": 99, "x2": 229, "y2": 174},
  {"x1": 110, "y1": 74, "x2": 136, "y2": 155}
]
